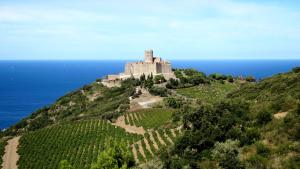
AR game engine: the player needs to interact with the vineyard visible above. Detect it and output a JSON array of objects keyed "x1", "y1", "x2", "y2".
[
  {"x1": 124, "y1": 108, "x2": 174, "y2": 129},
  {"x1": 176, "y1": 81, "x2": 238, "y2": 104},
  {"x1": 131, "y1": 128, "x2": 182, "y2": 163},
  {"x1": 17, "y1": 120, "x2": 142, "y2": 169}
]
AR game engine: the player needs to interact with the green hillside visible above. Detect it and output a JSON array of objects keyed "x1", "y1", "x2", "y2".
[
  {"x1": 159, "y1": 69, "x2": 300, "y2": 169},
  {"x1": 176, "y1": 81, "x2": 239, "y2": 104},
  {"x1": 228, "y1": 69, "x2": 300, "y2": 114},
  {"x1": 3, "y1": 79, "x2": 136, "y2": 136},
  {"x1": 0, "y1": 68, "x2": 299, "y2": 169},
  {"x1": 125, "y1": 108, "x2": 175, "y2": 129},
  {"x1": 0, "y1": 140, "x2": 7, "y2": 168}
]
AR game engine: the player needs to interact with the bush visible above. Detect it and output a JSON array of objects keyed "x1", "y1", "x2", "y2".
[
  {"x1": 91, "y1": 139, "x2": 134, "y2": 169},
  {"x1": 292, "y1": 67, "x2": 300, "y2": 73},
  {"x1": 246, "y1": 155, "x2": 268, "y2": 169},
  {"x1": 255, "y1": 142, "x2": 270, "y2": 157},
  {"x1": 240, "y1": 128, "x2": 260, "y2": 145},
  {"x1": 166, "y1": 78, "x2": 179, "y2": 89},
  {"x1": 284, "y1": 155, "x2": 300, "y2": 169},
  {"x1": 188, "y1": 75, "x2": 207, "y2": 85},
  {"x1": 212, "y1": 140, "x2": 244, "y2": 169},
  {"x1": 228, "y1": 76, "x2": 234, "y2": 83},
  {"x1": 149, "y1": 86, "x2": 168, "y2": 97},
  {"x1": 256, "y1": 110, "x2": 272, "y2": 125},
  {"x1": 59, "y1": 160, "x2": 73, "y2": 169},
  {"x1": 245, "y1": 76, "x2": 256, "y2": 82},
  {"x1": 164, "y1": 97, "x2": 182, "y2": 109},
  {"x1": 154, "y1": 75, "x2": 166, "y2": 84}
]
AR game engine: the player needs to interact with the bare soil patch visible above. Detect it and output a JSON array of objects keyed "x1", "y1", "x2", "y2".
[
  {"x1": 129, "y1": 89, "x2": 163, "y2": 111},
  {"x1": 274, "y1": 111, "x2": 288, "y2": 119},
  {"x1": 111, "y1": 115, "x2": 145, "y2": 135}
]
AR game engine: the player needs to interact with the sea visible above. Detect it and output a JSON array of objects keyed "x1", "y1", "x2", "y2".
[{"x1": 1, "y1": 60, "x2": 300, "y2": 130}]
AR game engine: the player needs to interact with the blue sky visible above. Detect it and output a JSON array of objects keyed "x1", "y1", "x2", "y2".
[{"x1": 0, "y1": 0, "x2": 299, "y2": 60}]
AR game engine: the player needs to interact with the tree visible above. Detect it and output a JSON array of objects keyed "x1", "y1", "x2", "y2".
[
  {"x1": 149, "y1": 86, "x2": 168, "y2": 97},
  {"x1": 245, "y1": 76, "x2": 256, "y2": 82},
  {"x1": 166, "y1": 78, "x2": 179, "y2": 89},
  {"x1": 145, "y1": 78, "x2": 154, "y2": 89},
  {"x1": 164, "y1": 97, "x2": 181, "y2": 108},
  {"x1": 292, "y1": 67, "x2": 300, "y2": 73},
  {"x1": 212, "y1": 140, "x2": 244, "y2": 169},
  {"x1": 256, "y1": 110, "x2": 272, "y2": 125},
  {"x1": 91, "y1": 139, "x2": 134, "y2": 169},
  {"x1": 228, "y1": 75, "x2": 234, "y2": 83},
  {"x1": 140, "y1": 74, "x2": 146, "y2": 82},
  {"x1": 154, "y1": 75, "x2": 166, "y2": 84}
]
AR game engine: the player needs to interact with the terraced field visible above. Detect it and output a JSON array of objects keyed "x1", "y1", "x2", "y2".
[
  {"x1": 131, "y1": 128, "x2": 182, "y2": 163},
  {"x1": 176, "y1": 81, "x2": 239, "y2": 104},
  {"x1": 124, "y1": 108, "x2": 175, "y2": 129},
  {"x1": 17, "y1": 120, "x2": 142, "y2": 169}
]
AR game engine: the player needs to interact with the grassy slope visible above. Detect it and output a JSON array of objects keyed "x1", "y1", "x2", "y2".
[
  {"x1": 6, "y1": 81, "x2": 134, "y2": 135},
  {"x1": 176, "y1": 81, "x2": 239, "y2": 104},
  {"x1": 0, "y1": 140, "x2": 7, "y2": 168},
  {"x1": 129, "y1": 108, "x2": 175, "y2": 129},
  {"x1": 228, "y1": 71, "x2": 300, "y2": 113},
  {"x1": 228, "y1": 71, "x2": 300, "y2": 168}
]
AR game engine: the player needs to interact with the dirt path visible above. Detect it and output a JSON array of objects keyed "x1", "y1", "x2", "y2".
[
  {"x1": 2, "y1": 136, "x2": 20, "y2": 169},
  {"x1": 143, "y1": 138, "x2": 154, "y2": 155},
  {"x1": 164, "y1": 132, "x2": 174, "y2": 144},
  {"x1": 155, "y1": 131, "x2": 166, "y2": 146},
  {"x1": 137, "y1": 142, "x2": 146, "y2": 160},
  {"x1": 148, "y1": 132, "x2": 159, "y2": 150},
  {"x1": 111, "y1": 115, "x2": 145, "y2": 135},
  {"x1": 131, "y1": 144, "x2": 139, "y2": 163},
  {"x1": 171, "y1": 129, "x2": 177, "y2": 138}
]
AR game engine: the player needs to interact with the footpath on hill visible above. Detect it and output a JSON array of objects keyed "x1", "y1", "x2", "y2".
[{"x1": 2, "y1": 136, "x2": 20, "y2": 169}]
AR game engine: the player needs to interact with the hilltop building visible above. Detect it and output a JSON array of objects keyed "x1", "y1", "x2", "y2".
[{"x1": 106, "y1": 50, "x2": 175, "y2": 81}]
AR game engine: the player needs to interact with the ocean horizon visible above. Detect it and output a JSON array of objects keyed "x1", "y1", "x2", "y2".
[{"x1": 1, "y1": 59, "x2": 300, "y2": 129}]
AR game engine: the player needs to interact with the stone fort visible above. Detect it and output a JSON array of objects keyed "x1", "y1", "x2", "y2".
[{"x1": 106, "y1": 50, "x2": 175, "y2": 81}]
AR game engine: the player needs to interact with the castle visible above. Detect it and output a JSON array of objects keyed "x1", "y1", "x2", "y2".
[{"x1": 106, "y1": 50, "x2": 175, "y2": 81}]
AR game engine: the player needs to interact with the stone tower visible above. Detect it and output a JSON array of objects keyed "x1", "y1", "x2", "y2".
[{"x1": 144, "y1": 49, "x2": 153, "y2": 63}]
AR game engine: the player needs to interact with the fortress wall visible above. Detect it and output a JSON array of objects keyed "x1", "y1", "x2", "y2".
[
  {"x1": 160, "y1": 63, "x2": 172, "y2": 73},
  {"x1": 156, "y1": 63, "x2": 162, "y2": 73},
  {"x1": 124, "y1": 62, "x2": 157, "y2": 76}
]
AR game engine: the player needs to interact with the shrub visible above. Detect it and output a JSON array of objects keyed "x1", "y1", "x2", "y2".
[
  {"x1": 284, "y1": 155, "x2": 300, "y2": 169},
  {"x1": 245, "y1": 76, "x2": 256, "y2": 82},
  {"x1": 256, "y1": 110, "x2": 272, "y2": 125},
  {"x1": 228, "y1": 76, "x2": 234, "y2": 83},
  {"x1": 59, "y1": 160, "x2": 73, "y2": 169},
  {"x1": 212, "y1": 140, "x2": 244, "y2": 169},
  {"x1": 166, "y1": 78, "x2": 179, "y2": 89},
  {"x1": 240, "y1": 128, "x2": 260, "y2": 145},
  {"x1": 188, "y1": 75, "x2": 207, "y2": 85},
  {"x1": 292, "y1": 67, "x2": 300, "y2": 73},
  {"x1": 154, "y1": 75, "x2": 166, "y2": 84},
  {"x1": 149, "y1": 86, "x2": 168, "y2": 97},
  {"x1": 164, "y1": 97, "x2": 182, "y2": 108},
  {"x1": 255, "y1": 142, "x2": 270, "y2": 157},
  {"x1": 246, "y1": 155, "x2": 268, "y2": 169},
  {"x1": 91, "y1": 139, "x2": 134, "y2": 169}
]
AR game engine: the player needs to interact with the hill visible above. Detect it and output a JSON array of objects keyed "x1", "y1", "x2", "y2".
[{"x1": 0, "y1": 67, "x2": 299, "y2": 169}]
